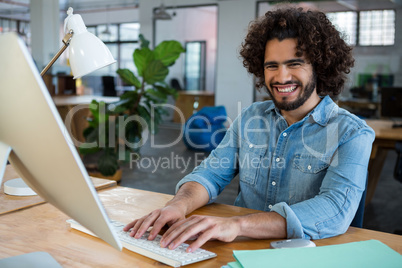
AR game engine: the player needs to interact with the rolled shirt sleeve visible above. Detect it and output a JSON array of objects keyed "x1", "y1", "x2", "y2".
[{"x1": 272, "y1": 126, "x2": 374, "y2": 239}]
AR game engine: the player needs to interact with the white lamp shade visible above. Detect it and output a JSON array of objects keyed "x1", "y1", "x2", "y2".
[
  {"x1": 64, "y1": 8, "x2": 116, "y2": 79},
  {"x1": 68, "y1": 32, "x2": 116, "y2": 79}
]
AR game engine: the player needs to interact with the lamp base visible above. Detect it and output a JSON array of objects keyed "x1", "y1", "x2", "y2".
[{"x1": 4, "y1": 178, "x2": 37, "y2": 196}]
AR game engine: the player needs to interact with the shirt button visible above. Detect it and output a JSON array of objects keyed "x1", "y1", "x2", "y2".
[
  {"x1": 249, "y1": 144, "x2": 253, "y2": 148},
  {"x1": 268, "y1": 204, "x2": 273, "y2": 209},
  {"x1": 272, "y1": 181, "x2": 276, "y2": 186},
  {"x1": 307, "y1": 165, "x2": 312, "y2": 170},
  {"x1": 276, "y1": 158, "x2": 280, "y2": 162},
  {"x1": 283, "y1": 133, "x2": 287, "y2": 137}
]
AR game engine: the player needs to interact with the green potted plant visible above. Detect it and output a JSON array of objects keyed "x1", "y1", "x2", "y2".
[{"x1": 79, "y1": 35, "x2": 185, "y2": 180}]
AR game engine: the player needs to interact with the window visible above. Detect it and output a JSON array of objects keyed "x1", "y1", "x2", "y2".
[
  {"x1": 326, "y1": 9, "x2": 395, "y2": 47},
  {"x1": 0, "y1": 18, "x2": 30, "y2": 47},
  {"x1": 327, "y1": 11, "x2": 357, "y2": 45},
  {"x1": 87, "y1": 23, "x2": 140, "y2": 76},
  {"x1": 184, "y1": 41, "x2": 206, "y2": 91},
  {"x1": 359, "y1": 10, "x2": 395, "y2": 46}
]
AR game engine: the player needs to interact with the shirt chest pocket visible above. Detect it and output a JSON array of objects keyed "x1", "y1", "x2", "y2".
[
  {"x1": 239, "y1": 141, "x2": 267, "y2": 186},
  {"x1": 293, "y1": 154, "x2": 331, "y2": 174}
]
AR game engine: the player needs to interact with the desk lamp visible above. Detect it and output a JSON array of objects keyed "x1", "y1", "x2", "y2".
[
  {"x1": 2, "y1": 7, "x2": 116, "y2": 196},
  {"x1": 41, "y1": 7, "x2": 115, "y2": 78}
]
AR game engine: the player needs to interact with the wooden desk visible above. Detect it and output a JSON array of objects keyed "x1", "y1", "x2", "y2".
[
  {"x1": 53, "y1": 95, "x2": 119, "y2": 144},
  {"x1": 0, "y1": 185, "x2": 401, "y2": 267},
  {"x1": 0, "y1": 165, "x2": 116, "y2": 215},
  {"x1": 365, "y1": 119, "x2": 402, "y2": 205},
  {"x1": 173, "y1": 91, "x2": 215, "y2": 123},
  {"x1": 338, "y1": 99, "x2": 380, "y2": 118}
]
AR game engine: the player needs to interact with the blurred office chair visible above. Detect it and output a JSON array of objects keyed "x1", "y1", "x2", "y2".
[
  {"x1": 170, "y1": 78, "x2": 182, "y2": 91},
  {"x1": 102, "y1": 76, "x2": 116, "y2": 96},
  {"x1": 350, "y1": 174, "x2": 368, "y2": 228},
  {"x1": 394, "y1": 142, "x2": 402, "y2": 183},
  {"x1": 183, "y1": 106, "x2": 227, "y2": 152}
]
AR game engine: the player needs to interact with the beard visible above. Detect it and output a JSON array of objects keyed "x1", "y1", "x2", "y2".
[{"x1": 266, "y1": 72, "x2": 317, "y2": 111}]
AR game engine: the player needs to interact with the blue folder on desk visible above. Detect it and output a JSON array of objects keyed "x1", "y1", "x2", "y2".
[{"x1": 227, "y1": 240, "x2": 402, "y2": 268}]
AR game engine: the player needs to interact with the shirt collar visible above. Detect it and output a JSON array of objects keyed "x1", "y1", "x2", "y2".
[
  {"x1": 310, "y1": 95, "x2": 338, "y2": 126},
  {"x1": 264, "y1": 95, "x2": 338, "y2": 126}
]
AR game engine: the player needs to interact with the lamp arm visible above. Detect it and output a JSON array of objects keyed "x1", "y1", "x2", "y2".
[{"x1": 40, "y1": 30, "x2": 74, "y2": 77}]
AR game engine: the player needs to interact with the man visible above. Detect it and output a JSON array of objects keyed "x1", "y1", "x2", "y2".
[{"x1": 124, "y1": 7, "x2": 375, "y2": 253}]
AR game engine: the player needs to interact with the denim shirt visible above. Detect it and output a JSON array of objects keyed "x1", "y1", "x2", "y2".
[{"x1": 176, "y1": 96, "x2": 375, "y2": 240}]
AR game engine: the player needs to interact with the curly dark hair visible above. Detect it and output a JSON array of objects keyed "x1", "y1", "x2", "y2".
[{"x1": 239, "y1": 7, "x2": 354, "y2": 96}]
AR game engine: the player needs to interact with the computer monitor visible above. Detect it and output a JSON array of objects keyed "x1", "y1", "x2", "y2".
[
  {"x1": 381, "y1": 87, "x2": 402, "y2": 119},
  {"x1": 0, "y1": 33, "x2": 122, "y2": 251}
]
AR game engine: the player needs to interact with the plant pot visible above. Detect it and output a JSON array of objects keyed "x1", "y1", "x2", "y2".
[{"x1": 86, "y1": 165, "x2": 122, "y2": 182}]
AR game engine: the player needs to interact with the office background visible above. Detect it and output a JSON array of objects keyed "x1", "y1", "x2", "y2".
[{"x1": 0, "y1": 0, "x2": 401, "y2": 235}]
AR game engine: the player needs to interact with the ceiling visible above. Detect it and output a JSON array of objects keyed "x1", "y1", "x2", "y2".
[
  {"x1": 0, "y1": 0, "x2": 400, "y2": 21},
  {"x1": 0, "y1": 0, "x2": 139, "y2": 20}
]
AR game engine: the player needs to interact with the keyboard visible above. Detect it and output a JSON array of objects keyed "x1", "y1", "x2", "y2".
[{"x1": 66, "y1": 219, "x2": 217, "y2": 267}]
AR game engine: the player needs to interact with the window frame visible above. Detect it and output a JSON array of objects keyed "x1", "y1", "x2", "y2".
[
  {"x1": 184, "y1": 40, "x2": 207, "y2": 91},
  {"x1": 357, "y1": 9, "x2": 396, "y2": 47},
  {"x1": 326, "y1": 8, "x2": 396, "y2": 47},
  {"x1": 326, "y1": 10, "x2": 358, "y2": 46},
  {"x1": 87, "y1": 22, "x2": 140, "y2": 71}
]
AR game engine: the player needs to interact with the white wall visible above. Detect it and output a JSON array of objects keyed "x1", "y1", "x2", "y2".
[
  {"x1": 79, "y1": 8, "x2": 139, "y2": 25},
  {"x1": 155, "y1": 6, "x2": 218, "y2": 94},
  {"x1": 215, "y1": 1, "x2": 255, "y2": 121},
  {"x1": 30, "y1": 0, "x2": 60, "y2": 71},
  {"x1": 139, "y1": 0, "x2": 257, "y2": 121}
]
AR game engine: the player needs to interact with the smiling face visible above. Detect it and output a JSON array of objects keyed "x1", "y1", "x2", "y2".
[{"x1": 264, "y1": 38, "x2": 319, "y2": 113}]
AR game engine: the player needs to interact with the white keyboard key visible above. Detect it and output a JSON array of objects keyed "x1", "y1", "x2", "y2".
[{"x1": 67, "y1": 219, "x2": 216, "y2": 267}]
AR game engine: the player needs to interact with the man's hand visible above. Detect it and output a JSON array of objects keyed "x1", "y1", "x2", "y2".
[
  {"x1": 123, "y1": 204, "x2": 186, "y2": 240},
  {"x1": 124, "y1": 181, "x2": 210, "y2": 241},
  {"x1": 160, "y1": 215, "x2": 241, "y2": 253},
  {"x1": 158, "y1": 211, "x2": 286, "y2": 252}
]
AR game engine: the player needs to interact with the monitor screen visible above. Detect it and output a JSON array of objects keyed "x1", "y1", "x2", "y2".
[
  {"x1": 0, "y1": 33, "x2": 121, "y2": 251},
  {"x1": 381, "y1": 87, "x2": 402, "y2": 118}
]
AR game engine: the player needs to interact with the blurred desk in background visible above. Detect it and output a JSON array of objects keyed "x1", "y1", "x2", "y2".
[
  {"x1": 365, "y1": 119, "x2": 402, "y2": 205},
  {"x1": 0, "y1": 165, "x2": 116, "y2": 215},
  {"x1": 173, "y1": 91, "x2": 215, "y2": 123},
  {"x1": 338, "y1": 98, "x2": 380, "y2": 118},
  {"x1": 53, "y1": 95, "x2": 119, "y2": 144}
]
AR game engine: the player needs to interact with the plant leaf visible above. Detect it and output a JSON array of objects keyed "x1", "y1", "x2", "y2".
[
  {"x1": 154, "y1": 84, "x2": 178, "y2": 98},
  {"x1": 97, "y1": 101, "x2": 109, "y2": 147},
  {"x1": 82, "y1": 126, "x2": 98, "y2": 142},
  {"x1": 139, "y1": 34, "x2": 150, "y2": 49},
  {"x1": 116, "y1": 68, "x2": 141, "y2": 88},
  {"x1": 124, "y1": 120, "x2": 142, "y2": 151},
  {"x1": 88, "y1": 100, "x2": 100, "y2": 124},
  {"x1": 134, "y1": 47, "x2": 155, "y2": 77},
  {"x1": 143, "y1": 60, "x2": 169, "y2": 84},
  {"x1": 120, "y1": 91, "x2": 139, "y2": 101},
  {"x1": 98, "y1": 150, "x2": 119, "y2": 176},
  {"x1": 108, "y1": 98, "x2": 131, "y2": 114},
  {"x1": 154, "y1": 40, "x2": 185, "y2": 66},
  {"x1": 79, "y1": 146, "x2": 100, "y2": 155},
  {"x1": 146, "y1": 88, "x2": 167, "y2": 101},
  {"x1": 137, "y1": 105, "x2": 152, "y2": 128}
]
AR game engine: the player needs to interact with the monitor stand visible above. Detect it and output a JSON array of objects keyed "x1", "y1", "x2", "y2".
[
  {"x1": 0, "y1": 142, "x2": 37, "y2": 196},
  {"x1": 0, "y1": 141, "x2": 11, "y2": 187}
]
